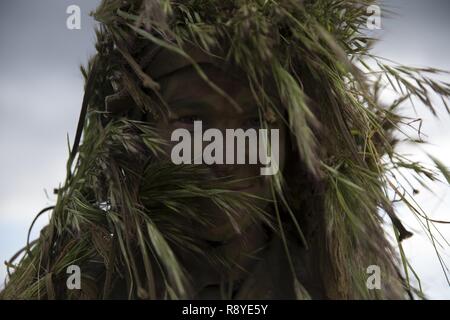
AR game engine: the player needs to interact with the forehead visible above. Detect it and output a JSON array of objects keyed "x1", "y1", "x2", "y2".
[{"x1": 158, "y1": 64, "x2": 258, "y2": 115}]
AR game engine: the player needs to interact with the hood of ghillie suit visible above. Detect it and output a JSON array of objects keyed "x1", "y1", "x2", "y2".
[{"x1": 7, "y1": 0, "x2": 450, "y2": 300}]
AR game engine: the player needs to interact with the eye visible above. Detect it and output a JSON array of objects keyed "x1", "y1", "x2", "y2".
[
  {"x1": 175, "y1": 115, "x2": 202, "y2": 124},
  {"x1": 244, "y1": 117, "x2": 261, "y2": 128},
  {"x1": 170, "y1": 115, "x2": 203, "y2": 131}
]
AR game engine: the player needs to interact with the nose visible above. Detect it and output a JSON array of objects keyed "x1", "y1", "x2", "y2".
[{"x1": 204, "y1": 120, "x2": 253, "y2": 178}]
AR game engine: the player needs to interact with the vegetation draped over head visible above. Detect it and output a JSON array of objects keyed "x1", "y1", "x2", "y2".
[{"x1": 2, "y1": 0, "x2": 450, "y2": 299}]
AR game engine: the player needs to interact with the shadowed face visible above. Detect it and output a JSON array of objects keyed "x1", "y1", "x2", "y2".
[{"x1": 149, "y1": 64, "x2": 287, "y2": 242}]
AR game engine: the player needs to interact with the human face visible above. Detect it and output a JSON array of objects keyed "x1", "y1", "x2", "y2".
[{"x1": 149, "y1": 65, "x2": 287, "y2": 242}]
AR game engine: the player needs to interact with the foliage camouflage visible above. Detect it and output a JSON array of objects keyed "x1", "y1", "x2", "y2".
[{"x1": 2, "y1": 0, "x2": 450, "y2": 299}]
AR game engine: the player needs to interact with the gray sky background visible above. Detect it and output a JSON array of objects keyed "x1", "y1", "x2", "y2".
[{"x1": 0, "y1": 0, "x2": 449, "y2": 298}]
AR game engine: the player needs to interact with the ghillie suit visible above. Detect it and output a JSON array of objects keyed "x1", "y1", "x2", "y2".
[{"x1": 2, "y1": 0, "x2": 450, "y2": 299}]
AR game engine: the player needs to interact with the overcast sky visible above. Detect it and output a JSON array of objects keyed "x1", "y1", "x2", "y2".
[{"x1": 0, "y1": 0, "x2": 449, "y2": 298}]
